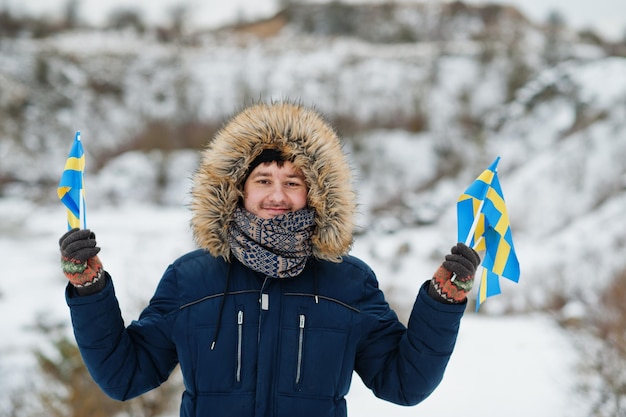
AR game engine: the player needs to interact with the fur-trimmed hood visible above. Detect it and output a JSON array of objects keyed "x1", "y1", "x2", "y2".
[{"x1": 190, "y1": 101, "x2": 356, "y2": 261}]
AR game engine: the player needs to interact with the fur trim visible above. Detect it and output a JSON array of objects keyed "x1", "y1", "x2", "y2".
[{"x1": 190, "y1": 101, "x2": 356, "y2": 261}]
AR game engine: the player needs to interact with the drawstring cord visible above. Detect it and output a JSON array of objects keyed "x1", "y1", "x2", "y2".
[
  {"x1": 313, "y1": 261, "x2": 319, "y2": 304},
  {"x1": 211, "y1": 262, "x2": 232, "y2": 350}
]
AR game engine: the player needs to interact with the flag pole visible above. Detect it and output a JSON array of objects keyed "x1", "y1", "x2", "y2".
[
  {"x1": 451, "y1": 208, "x2": 484, "y2": 283},
  {"x1": 462, "y1": 157, "x2": 500, "y2": 248},
  {"x1": 453, "y1": 158, "x2": 501, "y2": 280},
  {"x1": 463, "y1": 198, "x2": 485, "y2": 248},
  {"x1": 58, "y1": 130, "x2": 86, "y2": 230},
  {"x1": 77, "y1": 131, "x2": 85, "y2": 229}
]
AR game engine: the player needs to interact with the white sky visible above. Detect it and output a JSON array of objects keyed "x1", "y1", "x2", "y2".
[{"x1": 4, "y1": 0, "x2": 625, "y2": 40}]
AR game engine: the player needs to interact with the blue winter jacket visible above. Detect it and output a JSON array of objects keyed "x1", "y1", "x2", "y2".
[{"x1": 66, "y1": 250, "x2": 465, "y2": 417}]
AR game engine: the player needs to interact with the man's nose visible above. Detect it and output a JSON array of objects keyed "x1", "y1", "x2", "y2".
[{"x1": 269, "y1": 184, "x2": 287, "y2": 202}]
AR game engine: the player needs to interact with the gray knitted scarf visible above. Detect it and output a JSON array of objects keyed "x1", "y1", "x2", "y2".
[{"x1": 228, "y1": 206, "x2": 316, "y2": 278}]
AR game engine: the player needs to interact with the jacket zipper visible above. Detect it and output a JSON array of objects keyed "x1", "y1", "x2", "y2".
[
  {"x1": 236, "y1": 310, "x2": 243, "y2": 383},
  {"x1": 295, "y1": 314, "x2": 306, "y2": 385}
]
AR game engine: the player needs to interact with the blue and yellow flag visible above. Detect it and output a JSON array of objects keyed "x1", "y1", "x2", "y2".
[
  {"x1": 457, "y1": 157, "x2": 520, "y2": 310},
  {"x1": 57, "y1": 131, "x2": 86, "y2": 230}
]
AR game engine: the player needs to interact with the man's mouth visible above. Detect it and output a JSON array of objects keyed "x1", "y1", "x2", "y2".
[{"x1": 263, "y1": 206, "x2": 290, "y2": 214}]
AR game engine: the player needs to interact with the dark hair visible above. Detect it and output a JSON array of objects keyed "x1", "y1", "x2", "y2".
[{"x1": 242, "y1": 149, "x2": 286, "y2": 184}]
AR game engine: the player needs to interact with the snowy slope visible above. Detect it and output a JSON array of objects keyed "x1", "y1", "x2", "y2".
[
  {"x1": 5, "y1": 0, "x2": 625, "y2": 40},
  {"x1": 1, "y1": 2, "x2": 625, "y2": 416}
]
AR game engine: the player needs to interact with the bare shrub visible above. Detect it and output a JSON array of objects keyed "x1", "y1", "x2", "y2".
[
  {"x1": 107, "y1": 8, "x2": 146, "y2": 33},
  {"x1": 574, "y1": 267, "x2": 626, "y2": 417},
  {"x1": 30, "y1": 316, "x2": 181, "y2": 417}
]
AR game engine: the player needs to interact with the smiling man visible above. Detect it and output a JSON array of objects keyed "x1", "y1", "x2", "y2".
[
  {"x1": 242, "y1": 150, "x2": 308, "y2": 219},
  {"x1": 59, "y1": 101, "x2": 480, "y2": 417}
]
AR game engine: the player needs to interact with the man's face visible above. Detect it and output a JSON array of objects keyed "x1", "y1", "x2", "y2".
[{"x1": 243, "y1": 161, "x2": 308, "y2": 219}]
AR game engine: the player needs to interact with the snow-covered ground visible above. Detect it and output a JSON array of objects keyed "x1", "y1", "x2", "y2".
[{"x1": 0, "y1": 199, "x2": 584, "y2": 417}]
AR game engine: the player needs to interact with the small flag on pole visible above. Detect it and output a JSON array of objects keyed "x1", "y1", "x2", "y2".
[
  {"x1": 57, "y1": 131, "x2": 86, "y2": 230},
  {"x1": 457, "y1": 156, "x2": 520, "y2": 310}
]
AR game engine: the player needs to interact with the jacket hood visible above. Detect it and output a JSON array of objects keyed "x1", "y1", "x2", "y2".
[{"x1": 190, "y1": 101, "x2": 356, "y2": 261}]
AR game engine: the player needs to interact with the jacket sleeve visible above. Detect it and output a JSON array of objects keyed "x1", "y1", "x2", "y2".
[
  {"x1": 65, "y1": 268, "x2": 179, "y2": 401},
  {"x1": 354, "y1": 278, "x2": 466, "y2": 406}
]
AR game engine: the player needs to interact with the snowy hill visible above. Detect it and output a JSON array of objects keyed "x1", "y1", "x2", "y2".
[
  {"x1": 1, "y1": 1, "x2": 626, "y2": 416},
  {"x1": 1, "y1": 0, "x2": 624, "y2": 351}
]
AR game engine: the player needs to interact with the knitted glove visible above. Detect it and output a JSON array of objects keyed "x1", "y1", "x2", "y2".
[
  {"x1": 429, "y1": 243, "x2": 481, "y2": 304},
  {"x1": 59, "y1": 228, "x2": 104, "y2": 291}
]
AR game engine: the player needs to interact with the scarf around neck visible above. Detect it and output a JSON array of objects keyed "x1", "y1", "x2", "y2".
[{"x1": 228, "y1": 206, "x2": 316, "y2": 278}]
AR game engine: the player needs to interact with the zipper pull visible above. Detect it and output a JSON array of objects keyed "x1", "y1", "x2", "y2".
[
  {"x1": 238, "y1": 310, "x2": 244, "y2": 325},
  {"x1": 261, "y1": 293, "x2": 269, "y2": 311},
  {"x1": 299, "y1": 314, "x2": 305, "y2": 329}
]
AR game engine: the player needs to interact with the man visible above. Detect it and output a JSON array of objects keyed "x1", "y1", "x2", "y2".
[{"x1": 60, "y1": 101, "x2": 480, "y2": 417}]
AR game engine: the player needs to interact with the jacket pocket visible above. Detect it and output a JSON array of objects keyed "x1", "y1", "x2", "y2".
[
  {"x1": 278, "y1": 308, "x2": 350, "y2": 398},
  {"x1": 189, "y1": 301, "x2": 257, "y2": 394}
]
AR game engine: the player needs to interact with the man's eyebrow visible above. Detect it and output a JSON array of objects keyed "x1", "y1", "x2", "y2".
[
  {"x1": 249, "y1": 169, "x2": 304, "y2": 180},
  {"x1": 248, "y1": 169, "x2": 272, "y2": 179}
]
